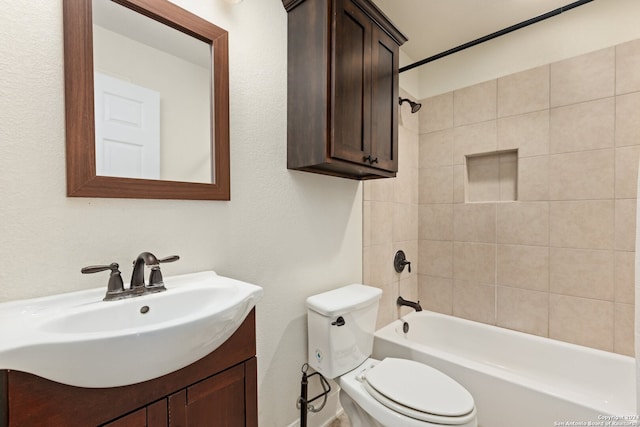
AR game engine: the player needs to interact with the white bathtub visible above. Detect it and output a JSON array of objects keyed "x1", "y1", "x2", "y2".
[{"x1": 373, "y1": 310, "x2": 636, "y2": 427}]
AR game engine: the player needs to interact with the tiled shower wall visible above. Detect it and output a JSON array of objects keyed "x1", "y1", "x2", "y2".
[
  {"x1": 416, "y1": 39, "x2": 640, "y2": 356},
  {"x1": 363, "y1": 89, "x2": 420, "y2": 329}
]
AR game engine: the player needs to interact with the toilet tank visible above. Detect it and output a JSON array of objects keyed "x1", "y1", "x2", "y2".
[{"x1": 306, "y1": 284, "x2": 382, "y2": 379}]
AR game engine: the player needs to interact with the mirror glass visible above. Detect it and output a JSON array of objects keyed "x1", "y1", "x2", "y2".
[
  {"x1": 64, "y1": 0, "x2": 230, "y2": 200},
  {"x1": 92, "y1": 0, "x2": 212, "y2": 183}
]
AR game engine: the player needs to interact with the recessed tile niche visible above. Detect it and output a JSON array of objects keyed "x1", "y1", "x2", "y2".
[{"x1": 466, "y1": 151, "x2": 518, "y2": 202}]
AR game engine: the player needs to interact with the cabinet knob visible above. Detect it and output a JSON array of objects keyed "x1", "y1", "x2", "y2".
[{"x1": 370, "y1": 157, "x2": 378, "y2": 164}]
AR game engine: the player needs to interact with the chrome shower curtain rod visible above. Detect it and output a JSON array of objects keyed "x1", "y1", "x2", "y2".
[{"x1": 399, "y1": 0, "x2": 594, "y2": 73}]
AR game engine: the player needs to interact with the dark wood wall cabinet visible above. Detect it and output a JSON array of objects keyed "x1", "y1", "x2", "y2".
[
  {"x1": 0, "y1": 310, "x2": 257, "y2": 427},
  {"x1": 283, "y1": 0, "x2": 407, "y2": 180}
]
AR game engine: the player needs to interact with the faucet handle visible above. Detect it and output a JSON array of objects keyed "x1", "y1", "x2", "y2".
[
  {"x1": 81, "y1": 263, "x2": 120, "y2": 275},
  {"x1": 147, "y1": 255, "x2": 179, "y2": 288},
  {"x1": 158, "y1": 255, "x2": 180, "y2": 264},
  {"x1": 81, "y1": 263, "x2": 125, "y2": 300}
]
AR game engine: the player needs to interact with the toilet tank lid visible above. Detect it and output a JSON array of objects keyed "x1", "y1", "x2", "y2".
[{"x1": 306, "y1": 284, "x2": 382, "y2": 316}]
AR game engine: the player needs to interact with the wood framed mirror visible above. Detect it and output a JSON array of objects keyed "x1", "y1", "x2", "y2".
[{"x1": 63, "y1": 0, "x2": 230, "y2": 200}]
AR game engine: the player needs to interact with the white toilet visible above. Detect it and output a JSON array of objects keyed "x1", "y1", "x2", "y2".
[{"x1": 306, "y1": 284, "x2": 477, "y2": 427}]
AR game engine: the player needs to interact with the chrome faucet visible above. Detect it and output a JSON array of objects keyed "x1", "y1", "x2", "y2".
[
  {"x1": 397, "y1": 296, "x2": 422, "y2": 312},
  {"x1": 82, "y1": 252, "x2": 179, "y2": 301}
]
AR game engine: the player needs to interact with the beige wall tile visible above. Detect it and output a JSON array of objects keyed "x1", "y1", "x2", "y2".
[
  {"x1": 497, "y1": 286, "x2": 549, "y2": 337},
  {"x1": 453, "y1": 121, "x2": 497, "y2": 165},
  {"x1": 399, "y1": 125, "x2": 419, "y2": 170},
  {"x1": 418, "y1": 275, "x2": 453, "y2": 314},
  {"x1": 518, "y1": 156, "x2": 549, "y2": 201},
  {"x1": 419, "y1": 240, "x2": 453, "y2": 278},
  {"x1": 549, "y1": 294, "x2": 614, "y2": 351},
  {"x1": 615, "y1": 199, "x2": 636, "y2": 251},
  {"x1": 363, "y1": 245, "x2": 371, "y2": 284},
  {"x1": 615, "y1": 146, "x2": 640, "y2": 199},
  {"x1": 548, "y1": 149, "x2": 614, "y2": 200},
  {"x1": 410, "y1": 166, "x2": 420, "y2": 205},
  {"x1": 365, "y1": 243, "x2": 394, "y2": 288},
  {"x1": 615, "y1": 250, "x2": 635, "y2": 304},
  {"x1": 498, "y1": 65, "x2": 550, "y2": 118},
  {"x1": 376, "y1": 280, "x2": 399, "y2": 329},
  {"x1": 363, "y1": 181, "x2": 373, "y2": 202},
  {"x1": 454, "y1": 80, "x2": 497, "y2": 126},
  {"x1": 616, "y1": 39, "x2": 640, "y2": 95},
  {"x1": 615, "y1": 92, "x2": 640, "y2": 148},
  {"x1": 497, "y1": 244, "x2": 549, "y2": 292},
  {"x1": 363, "y1": 201, "x2": 372, "y2": 248},
  {"x1": 497, "y1": 110, "x2": 549, "y2": 158},
  {"x1": 394, "y1": 165, "x2": 415, "y2": 205},
  {"x1": 419, "y1": 92, "x2": 453, "y2": 133},
  {"x1": 388, "y1": 41, "x2": 640, "y2": 356},
  {"x1": 419, "y1": 166, "x2": 453, "y2": 204},
  {"x1": 550, "y1": 47, "x2": 615, "y2": 107},
  {"x1": 453, "y1": 242, "x2": 496, "y2": 285},
  {"x1": 453, "y1": 281, "x2": 496, "y2": 324},
  {"x1": 550, "y1": 201, "x2": 614, "y2": 249},
  {"x1": 466, "y1": 154, "x2": 500, "y2": 202},
  {"x1": 549, "y1": 247, "x2": 614, "y2": 301},
  {"x1": 453, "y1": 203, "x2": 496, "y2": 243},
  {"x1": 549, "y1": 98, "x2": 615, "y2": 154},
  {"x1": 454, "y1": 165, "x2": 465, "y2": 203},
  {"x1": 370, "y1": 201, "x2": 393, "y2": 245},
  {"x1": 499, "y1": 152, "x2": 518, "y2": 201},
  {"x1": 364, "y1": 176, "x2": 394, "y2": 202},
  {"x1": 497, "y1": 202, "x2": 549, "y2": 246},
  {"x1": 419, "y1": 129, "x2": 453, "y2": 167},
  {"x1": 395, "y1": 124, "x2": 417, "y2": 205},
  {"x1": 419, "y1": 204, "x2": 453, "y2": 241},
  {"x1": 393, "y1": 203, "x2": 418, "y2": 243},
  {"x1": 398, "y1": 274, "x2": 419, "y2": 317},
  {"x1": 614, "y1": 303, "x2": 635, "y2": 356}
]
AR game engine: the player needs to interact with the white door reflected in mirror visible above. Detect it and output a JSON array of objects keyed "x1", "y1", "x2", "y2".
[{"x1": 94, "y1": 73, "x2": 161, "y2": 180}]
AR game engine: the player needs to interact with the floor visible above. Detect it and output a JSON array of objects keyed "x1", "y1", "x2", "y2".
[{"x1": 328, "y1": 413, "x2": 350, "y2": 427}]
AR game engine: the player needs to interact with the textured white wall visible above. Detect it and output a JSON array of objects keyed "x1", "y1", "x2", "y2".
[
  {"x1": 407, "y1": 0, "x2": 640, "y2": 99},
  {"x1": 0, "y1": 1, "x2": 362, "y2": 425}
]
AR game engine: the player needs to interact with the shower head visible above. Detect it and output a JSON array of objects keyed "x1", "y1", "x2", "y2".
[{"x1": 398, "y1": 97, "x2": 422, "y2": 113}]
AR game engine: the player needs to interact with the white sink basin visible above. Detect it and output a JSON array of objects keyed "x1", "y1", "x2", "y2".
[{"x1": 0, "y1": 271, "x2": 263, "y2": 388}]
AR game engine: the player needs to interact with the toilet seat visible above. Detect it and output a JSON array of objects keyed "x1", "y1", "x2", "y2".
[{"x1": 361, "y1": 358, "x2": 476, "y2": 425}]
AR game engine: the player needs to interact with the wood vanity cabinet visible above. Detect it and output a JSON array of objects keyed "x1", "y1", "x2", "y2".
[
  {"x1": 283, "y1": 0, "x2": 407, "y2": 180},
  {"x1": 0, "y1": 310, "x2": 257, "y2": 427}
]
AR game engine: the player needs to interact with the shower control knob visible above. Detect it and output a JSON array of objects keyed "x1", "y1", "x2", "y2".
[{"x1": 394, "y1": 250, "x2": 412, "y2": 273}]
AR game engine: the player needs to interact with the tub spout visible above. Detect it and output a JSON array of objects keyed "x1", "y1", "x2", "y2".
[{"x1": 397, "y1": 296, "x2": 422, "y2": 312}]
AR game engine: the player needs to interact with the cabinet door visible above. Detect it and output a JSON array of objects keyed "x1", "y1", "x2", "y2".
[
  {"x1": 370, "y1": 25, "x2": 399, "y2": 172},
  {"x1": 331, "y1": 0, "x2": 372, "y2": 166},
  {"x1": 102, "y1": 408, "x2": 147, "y2": 427},
  {"x1": 168, "y1": 364, "x2": 246, "y2": 427},
  {"x1": 101, "y1": 400, "x2": 167, "y2": 427}
]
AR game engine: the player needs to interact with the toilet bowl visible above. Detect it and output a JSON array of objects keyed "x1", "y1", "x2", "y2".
[
  {"x1": 338, "y1": 358, "x2": 476, "y2": 427},
  {"x1": 306, "y1": 285, "x2": 477, "y2": 427}
]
